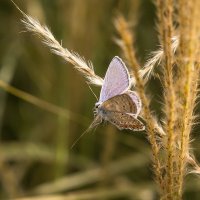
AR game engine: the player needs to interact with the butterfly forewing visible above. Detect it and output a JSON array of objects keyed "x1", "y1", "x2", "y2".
[
  {"x1": 99, "y1": 56, "x2": 130, "y2": 103},
  {"x1": 106, "y1": 111, "x2": 145, "y2": 131},
  {"x1": 101, "y1": 93, "x2": 137, "y2": 114}
]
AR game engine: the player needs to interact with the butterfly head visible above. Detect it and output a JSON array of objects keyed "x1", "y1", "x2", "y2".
[
  {"x1": 93, "y1": 102, "x2": 100, "y2": 116},
  {"x1": 94, "y1": 101, "x2": 107, "y2": 118}
]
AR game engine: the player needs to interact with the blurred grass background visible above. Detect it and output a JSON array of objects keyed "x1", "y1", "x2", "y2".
[{"x1": 0, "y1": 0, "x2": 200, "y2": 199}]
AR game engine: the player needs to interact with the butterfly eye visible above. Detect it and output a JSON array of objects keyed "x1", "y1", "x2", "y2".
[{"x1": 95, "y1": 102, "x2": 100, "y2": 109}]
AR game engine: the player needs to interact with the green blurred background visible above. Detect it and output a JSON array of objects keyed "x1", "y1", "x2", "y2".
[{"x1": 0, "y1": 0, "x2": 200, "y2": 199}]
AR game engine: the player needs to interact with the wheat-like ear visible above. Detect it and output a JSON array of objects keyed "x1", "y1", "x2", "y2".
[
  {"x1": 140, "y1": 36, "x2": 179, "y2": 82},
  {"x1": 11, "y1": 0, "x2": 103, "y2": 86}
]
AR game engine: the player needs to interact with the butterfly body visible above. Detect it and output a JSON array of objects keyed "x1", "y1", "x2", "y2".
[{"x1": 91, "y1": 56, "x2": 145, "y2": 131}]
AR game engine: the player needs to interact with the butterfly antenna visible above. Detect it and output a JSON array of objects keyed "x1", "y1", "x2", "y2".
[
  {"x1": 70, "y1": 116, "x2": 102, "y2": 149},
  {"x1": 87, "y1": 83, "x2": 98, "y2": 100},
  {"x1": 70, "y1": 127, "x2": 90, "y2": 149}
]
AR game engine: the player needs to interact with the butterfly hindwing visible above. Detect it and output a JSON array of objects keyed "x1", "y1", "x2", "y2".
[
  {"x1": 105, "y1": 111, "x2": 145, "y2": 131},
  {"x1": 126, "y1": 91, "x2": 142, "y2": 116},
  {"x1": 101, "y1": 93, "x2": 137, "y2": 114},
  {"x1": 98, "y1": 56, "x2": 130, "y2": 103}
]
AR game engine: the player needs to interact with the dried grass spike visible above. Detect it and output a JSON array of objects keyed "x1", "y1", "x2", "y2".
[{"x1": 12, "y1": 0, "x2": 103, "y2": 86}]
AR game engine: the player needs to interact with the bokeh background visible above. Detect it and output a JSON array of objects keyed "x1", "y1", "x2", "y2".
[{"x1": 0, "y1": 0, "x2": 200, "y2": 199}]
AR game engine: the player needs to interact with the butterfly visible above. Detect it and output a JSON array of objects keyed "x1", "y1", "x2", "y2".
[
  {"x1": 91, "y1": 56, "x2": 145, "y2": 131},
  {"x1": 71, "y1": 56, "x2": 145, "y2": 148}
]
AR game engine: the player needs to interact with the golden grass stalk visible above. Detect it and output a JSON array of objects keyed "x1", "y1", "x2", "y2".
[
  {"x1": 155, "y1": 0, "x2": 176, "y2": 198},
  {"x1": 175, "y1": 0, "x2": 200, "y2": 198},
  {"x1": 114, "y1": 15, "x2": 140, "y2": 69},
  {"x1": 114, "y1": 15, "x2": 164, "y2": 192}
]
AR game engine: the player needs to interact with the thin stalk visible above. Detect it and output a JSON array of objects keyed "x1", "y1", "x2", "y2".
[
  {"x1": 176, "y1": 0, "x2": 199, "y2": 198},
  {"x1": 156, "y1": 0, "x2": 176, "y2": 198},
  {"x1": 0, "y1": 79, "x2": 68, "y2": 117},
  {"x1": 0, "y1": 79, "x2": 89, "y2": 126},
  {"x1": 114, "y1": 16, "x2": 164, "y2": 192}
]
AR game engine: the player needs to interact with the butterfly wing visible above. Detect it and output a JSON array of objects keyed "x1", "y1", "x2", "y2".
[
  {"x1": 126, "y1": 91, "x2": 142, "y2": 116},
  {"x1": 101, "y1": 94, "x2": 137, "y2": 114},
  {"x1": 98, "y1": 56, "x2": 130, "y2": 104},
  {"x1": 105, "y1": 111, "x2": 145, "y2": 131}
]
